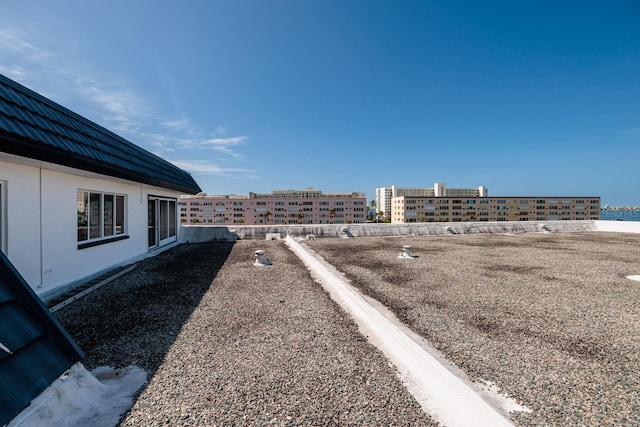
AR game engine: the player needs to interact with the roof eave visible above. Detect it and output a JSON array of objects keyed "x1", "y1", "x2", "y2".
[{"x1": 1, "y1": 132, "x2": 202, "y2": 194}]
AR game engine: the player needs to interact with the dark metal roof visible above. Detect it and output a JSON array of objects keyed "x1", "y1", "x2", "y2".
[
  {"x1": 0, "y1": 250, "x2": 83, "y2": 424},
  {"x1": 0, "y1": 74, "x2": 201, "y2": 194}
]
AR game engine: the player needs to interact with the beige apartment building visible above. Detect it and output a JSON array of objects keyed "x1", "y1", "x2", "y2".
[
  {"x1": 180, "y1": 188, "x2": 367, "y2": 225},
  {"x1": 391, "y1": 196, "x2": 601, "y2": 223},
  {"x1": 376, "y1": 183, "x2": 487, "y2": 220}
]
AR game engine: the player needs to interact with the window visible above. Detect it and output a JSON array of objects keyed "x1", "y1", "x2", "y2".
[{"x1": 77, "y1": 191, "x2": 126, "y2": 245}]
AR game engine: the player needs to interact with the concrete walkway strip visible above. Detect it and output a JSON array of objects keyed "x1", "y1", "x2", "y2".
[{"x1": 285, "y1": 236, "x2": 515, "y2": 427}]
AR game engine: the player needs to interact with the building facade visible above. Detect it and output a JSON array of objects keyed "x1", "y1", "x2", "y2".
[
  {"x1": 376, "y1": 183, "x2": 487, "y2": 220},
  {"x1": 180, "y1": 188, "x2": 367, "y2": 225},
  {"x1": 391, "y1": 196, "x2": 601, "y2": 223}
]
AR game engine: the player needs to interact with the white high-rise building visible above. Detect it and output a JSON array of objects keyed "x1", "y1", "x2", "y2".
[{"x1": 375, "y1": 183, "x2": 487, "y2": 220}]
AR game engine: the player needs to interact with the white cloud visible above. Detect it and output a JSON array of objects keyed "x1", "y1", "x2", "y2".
[
  {"x1": 161, "y1": 118, "x2": 191, "y2": 131},
  {"x1": 0, "y1": 6, "x2": 254, "y2": 177},
  {"x1": 74, "y1": 81, "x2": 151, "y2": 133},
  {"x1": 621, "y1": 128, "x2": 640, "y2": 135},
  {"x1": 199, "y1": 136, "x2": 248, "y2": 159},
  {"x1": 168, "y1": 159, "x2": 258, "y2": 179}
]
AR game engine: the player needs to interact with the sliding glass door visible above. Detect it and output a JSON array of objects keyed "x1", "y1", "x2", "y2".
[{"x1": 148, "y1": 196, "x2": 177, "y2": 249}]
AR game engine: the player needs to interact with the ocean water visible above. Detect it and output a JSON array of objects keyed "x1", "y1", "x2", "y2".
[{"x1": 600, "y1": 210, "x2": 640, "y2": 221}]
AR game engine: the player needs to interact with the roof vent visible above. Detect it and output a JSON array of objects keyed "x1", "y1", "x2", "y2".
[
  {"x1": 254, "y1": 250, "x2": 272, "y2": 266},
  {"x1": 398, "y1": 245, "x2": 416, "y2": 259}
]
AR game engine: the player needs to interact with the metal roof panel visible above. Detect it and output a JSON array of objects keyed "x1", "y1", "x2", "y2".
[{"x1": 0, "y1": 74, "x2": 201, "y2": 194}]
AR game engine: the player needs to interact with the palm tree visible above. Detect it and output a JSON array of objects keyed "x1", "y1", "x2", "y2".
[
  {"x1": 264, "y1": 211, "x2": 272, "y2": 224},
  {"x1": 297, "y1": 212, "x2": 304, "y2": 224}
]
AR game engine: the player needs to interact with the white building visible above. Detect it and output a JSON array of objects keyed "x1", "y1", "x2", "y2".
[
  {"x1": 0, "y1": 74, "x2": 201, "y2": 298},
  {"x1": 376, "y1": 183, "x2": 487, "y2": 220}
]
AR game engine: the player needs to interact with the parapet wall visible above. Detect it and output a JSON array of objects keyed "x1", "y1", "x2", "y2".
[
  {"x1": 594, "y1": 220, "x2": 640, "y2": 234},
  {"x1": 180, "y1": 220, "x2": 606, "y2": 242}
]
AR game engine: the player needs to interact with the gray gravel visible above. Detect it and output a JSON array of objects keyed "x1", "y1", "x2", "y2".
[
  {"x1": 55, "y1": 241, "x2": 435, "y2": 426},
  {"x1": 306, "y1": 232, "x2": 640, "y2": 426}
]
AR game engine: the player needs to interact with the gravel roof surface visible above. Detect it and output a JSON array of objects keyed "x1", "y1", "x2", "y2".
[
  {"x1": 55, "y1": 241, "x2": 434, "y2": 426},
  {"x1": 306, "y1": 232, "x2": 640, "y2": 426}
]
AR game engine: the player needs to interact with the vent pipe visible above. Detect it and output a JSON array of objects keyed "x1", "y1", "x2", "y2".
[
  {"x1": 254, "y1": 250, "x2": 272, "y2": 266},
  {"x1": 398, "y1": 245, "x2": 416, "y2": 259}
]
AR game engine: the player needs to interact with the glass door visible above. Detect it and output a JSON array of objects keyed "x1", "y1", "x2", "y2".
[
  {"x1": 148, "y1": 199, "x2": 157, "y2": 248},
  {"x1": 148, "y1": 196, "x2": 177, "y2": 249}
]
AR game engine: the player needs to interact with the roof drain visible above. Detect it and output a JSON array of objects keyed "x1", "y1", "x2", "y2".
[
  {"x1": 254, "y1": 250, "x2": 272, "y2": 266},
  {"x1": 398, "y1": 245, "x2": 416, "y2": 259}
]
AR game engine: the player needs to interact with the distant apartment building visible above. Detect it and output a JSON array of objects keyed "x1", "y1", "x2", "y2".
[
  {"x1": 391, "y1": 196, "x2": 601, "y2": 223},
  {"x1": 180, "y1": 188, "x2": 367, "y2": 225},
  {"x1": 376, "y1": 183, "x2": 488, "y2": 220}
]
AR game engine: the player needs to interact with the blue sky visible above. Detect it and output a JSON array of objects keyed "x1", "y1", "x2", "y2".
[{"x1": 1, "y1": 1, "x2": 638, "y2": 205}]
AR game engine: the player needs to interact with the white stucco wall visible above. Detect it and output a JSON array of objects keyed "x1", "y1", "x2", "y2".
[
  {"x1": 0, "y1": 159, "x2": 182, "y2": 295},
  {"x1": 594, "y1": 220, "x2": 640, "y2": 234},
  {"x1": 1, "y1": 161, "x2": 40, "y2": 286}
]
